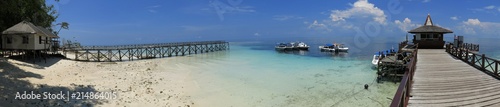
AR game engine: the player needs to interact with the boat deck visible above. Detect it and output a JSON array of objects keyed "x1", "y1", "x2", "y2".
[{"x1": 408, "y1": 49, "x2": 500, "y2": 106}]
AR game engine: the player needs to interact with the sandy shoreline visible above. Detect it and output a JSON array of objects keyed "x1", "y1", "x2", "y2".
[{"x1": 1, "y1": 57, "x2": 197, "y2": 107}]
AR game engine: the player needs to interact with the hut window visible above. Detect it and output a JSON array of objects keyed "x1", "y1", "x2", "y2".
[
  {"x1": 39, "y1": 36, "x2": 42, "y2": 44},
  {"x1": 421, "y1": 34, "x2": 428, "y2": 39},
  {"x1": 22, "y1": 36, "x2": 29, "y2": 44},
  {"x1": 6, "y1": 37, "x2": 12, "y2": 44}
]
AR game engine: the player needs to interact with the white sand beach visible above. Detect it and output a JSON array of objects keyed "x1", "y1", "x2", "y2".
[{"x1": 1, "y1": 56, "x2": 199, "y2": 107}]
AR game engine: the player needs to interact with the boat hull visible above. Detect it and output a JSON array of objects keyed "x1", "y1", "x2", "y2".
[{"x1": 372, "y1": 56, "x2": 379, "y2": 66}]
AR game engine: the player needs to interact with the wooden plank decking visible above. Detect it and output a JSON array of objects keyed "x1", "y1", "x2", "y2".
[{"x1": 408, "y1": 49, "x2": 500, "y2": 106}]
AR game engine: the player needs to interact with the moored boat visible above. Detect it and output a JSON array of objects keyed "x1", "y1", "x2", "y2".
[
  {"x1": 319, "y1": 44, "x2": 336, "y2": 52},
  {"x1": 335, "y1": 44, "x2": 349, "y2": 52},
  {"x1": 319, "y1": 43, "x2": 348, "y2": 52},
  {"x1": 295, "y1": 42, "x2": 309, "y2": 50},
  {"x1": 275, "y1": 43, "x2": 287, "y2": 51},
  {"x1": 372, "y1": 52, "x2": 381, "y2": 67}
]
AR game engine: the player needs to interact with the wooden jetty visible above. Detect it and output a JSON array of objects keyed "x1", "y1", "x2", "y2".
[
  {"x1": 62, "y1": 40, "x2": 229, "y2": 62},
  {"x1": 390, "y1": 43, "x2": 500, "y2": 107}
]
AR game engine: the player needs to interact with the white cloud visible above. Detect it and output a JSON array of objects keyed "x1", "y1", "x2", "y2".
[
  {"x1": 484, "y1": 5, "x2": 496, "y2": 9},
  {"x1": 254, "y1": 33, "x2": 260, "y2": 36},
  {"x1": 308, "y1": 20, "x2": 332, "y2": 32},
  {"x1": 422, "y1": 0, "x2": 431, "y2": 3},
  {"x1": 273, "y1": 15, "x2": 304, "y2": 21},
  {"x1": 329, "y1": 0, "x2": 387, "y2": 24},
  {"x1": 450, "y1": 16, "x2": 458, "y2": 20},
  {"x1": 146, "y1": 5, "x2": 161, "y2": 13},
  {"x1": 471, "y1": 5, "x2": 500, "y2": 14},
  {"x1": 463, "y1": 19, "x2": 481, "y2": 26},
  {"x1": 394, "y1": 18, "x2": 420, "y2": 32},
  {"x1": 458, "y1": 18, "x2": 500, "y2": 35},
  {"x1": 209, "y1": 0, "x2": 255, "y2": 21}
]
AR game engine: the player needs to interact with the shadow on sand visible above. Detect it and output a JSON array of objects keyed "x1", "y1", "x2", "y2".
[{"x1": 0, "y1": 56, "x2": 106, "y2": 106}]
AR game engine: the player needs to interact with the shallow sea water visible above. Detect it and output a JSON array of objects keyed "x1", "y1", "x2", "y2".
[
  {"x1": 155, "y1": 36, "x2": 500, "y2": 106},
  {"x1": 161, "y1": 39, "x2": 401, "y2": 107}
]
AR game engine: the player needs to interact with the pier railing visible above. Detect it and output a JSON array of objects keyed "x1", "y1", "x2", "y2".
[
  {"x1": 390, "y1": 43, "x2": 418, "y2": 107},
  {"x1": 62, "y1": 40, "x2": 229, "y2": 62},
  {"x1": 446, "y1": 43, "x2": 500, "y2": 77},
  {"x1": 65, "y1": 41, "x2": 228, "y2": 50},
  {"x1": 459, "y1": 43, "x2": 479, "y2": 52}
]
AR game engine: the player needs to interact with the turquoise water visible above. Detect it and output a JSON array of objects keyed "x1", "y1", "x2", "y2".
[
  {"x1": 160, "y1": 36, "x2": 499, "y2": 106},
  {"x1": 163, "y1": 40, "x2": 400, "y2": 106}
]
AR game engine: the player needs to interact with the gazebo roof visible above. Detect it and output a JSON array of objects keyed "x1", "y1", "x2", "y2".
[
  {"x1": 2, "y1": 21, "x2": 59, "y2": 38},
  {"x1": 408, "y1": 14, "x2": 453, "y2": 34}
]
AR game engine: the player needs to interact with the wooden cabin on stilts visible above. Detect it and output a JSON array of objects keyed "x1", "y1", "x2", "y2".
[
  {"x1": 408, "y1": 14, "x2": 453, "y2": 49},
  {"x1": 1, "y1": 21, "x2": 60, "y2": 63}
]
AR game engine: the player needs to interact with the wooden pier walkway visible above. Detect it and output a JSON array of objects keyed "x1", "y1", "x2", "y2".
[
  {"x1": 390, "y1": 43, "x2": 500, "y2": 107},
  {"x1": 408, "y1": 49, "x2": 500, "y2": 106},
  {"x1": 62, "y1": 40, "x2": 229, "y2": 62}
]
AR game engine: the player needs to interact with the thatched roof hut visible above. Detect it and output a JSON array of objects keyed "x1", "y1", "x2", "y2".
[{"x1": 408, "y1": 14, "x2": 453, "y2": 49}]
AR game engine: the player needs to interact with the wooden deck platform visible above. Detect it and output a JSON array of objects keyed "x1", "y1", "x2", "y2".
[{"x1": 408, "y1": 49, "x2": 500, "y2": 106}]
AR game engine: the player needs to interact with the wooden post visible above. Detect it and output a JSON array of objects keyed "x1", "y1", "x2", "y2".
[
  {"x1": 472, "y1": 54, "x2": 476, "y2": 65},
  {"x1": 465, "y1": 50, "x2": 469, "y2": 62},
  {"x1": 118, "y1": 50, "x2": 122, "y2": 61},
  {"x1": 477, "y1": 44, "x2": 480, "y2": 51},
  {"x1": 86, "y1": 50, "x2": 89, "y2": 61},
  {"x1": 188, "y1": 45, "x2": 191, "y2": 54},
  {"x1": 182, "y1": 45, "x2": 185, "y2": 56},
  {"x1": 458, "y1": 49, "x2": 462, "y2": 60},
  {"x1": 75, "y1": 50, "x2": 79, "y2": 60},
  {"x1": 145, "y1": 48, "x2": 148, "y2": 58},
  {"x1": 97, "y1": 50, "x2": 101, "y2": 62},
  {"x1": 128, "y1": 49, "x2": 132, "y2": 61},
  {"x1": 495, "y1": 61, "x2": 498, "y2": 75},
  {"x1": 482, "y1": 54, "x2": 485, "y2": 71},
  {"x1": 445, "y1": 44, "x2": 449, "y2": 52}
]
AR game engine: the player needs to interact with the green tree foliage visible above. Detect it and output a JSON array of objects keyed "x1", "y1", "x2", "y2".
[{"x1": 0, "y1": 0, "x2": 59, "y2": 32}]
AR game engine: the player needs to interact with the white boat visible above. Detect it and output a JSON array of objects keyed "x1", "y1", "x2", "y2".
[
  {"x1": 319, "y1": 43, "x2": 348, "y2": 52},
  {"x1": 335, "y1": 44, "x2": 349, "y2": 52},
  {"x1": 295, "y1": 42, "x2": 309, "y2": 50},
  {"x1": 372, "y1": 52, "x2": 381, "y2": 67},
  {"x1": 319, "y1": 44, "x2": 336, "y2": 52},
  {"x1": 275, "y1": 43, "x2": 287, "y2": 51}
]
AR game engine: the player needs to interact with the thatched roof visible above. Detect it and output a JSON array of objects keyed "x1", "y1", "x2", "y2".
[
  {"x1": 408, "y1": 14, "x2": 453, "y2": 34},
  {"x1": 2, "y1": 21, "x2": 59, "y2": 38}
]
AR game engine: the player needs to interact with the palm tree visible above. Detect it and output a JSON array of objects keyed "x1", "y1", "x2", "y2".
[{"x1": 55, "y1": 22, "x2": 69, "y2": 35}]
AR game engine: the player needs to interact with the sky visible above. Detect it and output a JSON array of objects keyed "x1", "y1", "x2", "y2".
[{"x1": 48, "y1": 0, "x2": 500, "y2": 45}]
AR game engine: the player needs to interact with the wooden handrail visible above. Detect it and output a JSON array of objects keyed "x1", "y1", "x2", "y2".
[
  {"x1": 390, "y1": 43, "x2": 418, "y2": 107},
  {"x1": 64, "y1": 40, "x2": 228, "y2": 50},
  {"x1": 446, "y1": 43, "x2": 500, "y2": 77}
]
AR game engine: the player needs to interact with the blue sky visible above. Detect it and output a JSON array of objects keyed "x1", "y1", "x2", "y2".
[{"x1": 49, "y1": 0, "x2": 500, "y2": 45}]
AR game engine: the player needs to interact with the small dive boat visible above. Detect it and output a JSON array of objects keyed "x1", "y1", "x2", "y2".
[
  {"x1": 295, "y1": 42, "x2": 310, "y2": 50},
  {"x1": 335, "y1": 44, "x2": 349, "y2": 52},
  {"x1": 372, "y1": 48, "x2": 397, "y2": 67},
  {"x1": 372, "y1": 52, "x2": 381, "y2": 67},
  {"x1": 319, "y1": 43, "x2": 348, "y2": 52},
  {"x1": 319, "y1": 44, "x2": 336, "y2": 52},
  {"x1": 275, "y1": 43, "x2": 287, "y2": 51},
  {"x1": 285, "y1": 43, "x2": 294, "y2": 50}
]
